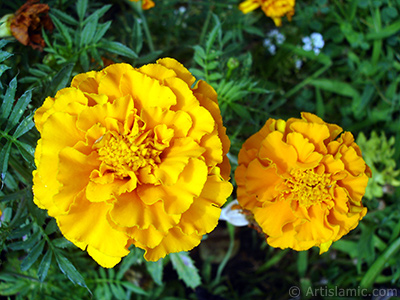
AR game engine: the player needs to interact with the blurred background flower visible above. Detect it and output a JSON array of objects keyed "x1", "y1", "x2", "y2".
[
  {"x1": 239, "y1": 0, "x2": 295, "y2": 26},
  {"x1": 6, "y1": 0, "x2": 54, "y2": 51}
]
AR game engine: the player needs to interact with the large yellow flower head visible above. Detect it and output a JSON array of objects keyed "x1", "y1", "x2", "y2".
[
  {"x1": 239, "y1": 0, "x2": 295, "y2": 27},
  {"x1": 235, "y1": 113, "x2": 370, "y2": 253},
  {"x1": 33, "y1": 58, "x2": 232, "y2": 268}
]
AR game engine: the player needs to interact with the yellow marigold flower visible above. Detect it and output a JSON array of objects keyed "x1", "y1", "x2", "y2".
[
  {"x1": 129, "y1": 0, "x2": 155, "y2": 10},
  {"x1": 239, "y1": 0, "x2": 295, "y2": 27},
  {"x1": 33, "y1": 58, "x2": 232, "y2": 268},
  {"x1": 235, "y1": 112, "x2": 371, "y2": 254}
]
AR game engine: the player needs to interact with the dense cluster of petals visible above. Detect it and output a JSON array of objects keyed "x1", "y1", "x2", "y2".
[
  {"x1": 239, "y1": 0, "x2": 295, "y2": 26},
  {"x1": 33, "y1": 58, "x2": 232, "y2": 267},
  {"x1": 235, "y1": 113, "x2": 370, "y2": 253}
]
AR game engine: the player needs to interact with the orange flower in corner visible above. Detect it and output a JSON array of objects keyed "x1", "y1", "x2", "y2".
[
  {"x1": 9, "y1": 0, "x2": 54, "y2": 51},
  {"x1": 33, "y1": 58, "x2": 232, "y2": 268},
  {"x1": 130, "y1": 0, "x2": 155, "y2": 10},
  {"x1": 239, "y1": 0, "x2": 295, "y2": 26},
  {"x1": 235, "y1": 113, "x2": 370, "y2": 253}
]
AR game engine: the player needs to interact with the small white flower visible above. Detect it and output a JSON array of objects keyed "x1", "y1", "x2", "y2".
[
  {"x1": 263, "y1": 39, "x2": 276, "y2": 55},
  {"x1": 302, "y1": 33, "x2": 325, "y2": 55},
  {"x1": 302, "y1": 36, "x2": 313, "y2": 51},
  {"x1": 276, "y1": 32, "x2": 285, "y2": 45},
  {"x1": 263, "y1": 38, "x2": 272, "y2": 47},
  {"x1": 310, "y1": 32, "x2": 324, "y2": 49},
  {"x1": 268, "y1": 29, "x2": 279, "y2": 38},
  {"x1": 178, "y1": 6, "x2": 186, "y2": 14},
  {"x1": 219, "y1": 200, "x2": 249, "y2": 227},
  {"x1": 295, "y1": 59, "x2": 303, "y2": 69}
]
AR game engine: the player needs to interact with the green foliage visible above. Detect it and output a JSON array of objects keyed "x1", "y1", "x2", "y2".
[{"x1": 357, "y1": 131, "x2": 400, "y2": 200}]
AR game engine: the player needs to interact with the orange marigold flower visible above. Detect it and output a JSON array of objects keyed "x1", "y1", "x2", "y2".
[
  {"x1": 239, "y1": 0, "x2": 295, "y2": 27},
  {"x1": 33, "y1": 58, "x2": 232, "y2": 268},
  {"x1": 235, "y1": 112, "x2": 371, "y2": 254},
  {"x1": 129, "y1": 0, "x2": 155, "y2": 10},
  {"x1": 9, "y1": 0, "x2": 54, "y2": 51}
]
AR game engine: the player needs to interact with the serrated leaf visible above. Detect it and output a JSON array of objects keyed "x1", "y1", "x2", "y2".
[
  {"x1": 230, "y1": 103, "x2": 252, "y2": 119},
  {"x1": 44, "y1": 219, "x2": 58, "y2": 235},
  {"x1": 193, "y1": 52, "x2": 205, "y2": 68},
  {"x1": 0, "y1": 141, "x2": 12, "y2": 187},
  {"x1": 208, "y1": 72, "x2": 223, "y2": 81},
  {"x1": 28, "y1": 68, "x2": 49, "y2": 78},
  {"x1": 8, "y1": 223, "x2": 32, "y2": 240},
  {"x1": 170, "y1": 252, "x2": 201, "y2": 289},
  {"x1": 193, "y1": 45, "x2": 206, "y2": 59},
  {"x1": 99, "y1": 41, "x2": 138, "y2": 59},
  {"x1": 0, "y1": 64, "x2": 10, "y2": 86},
  {"x1": 53, "y1": 237, "x2": 72, "y2": 249},
  {"x1": 0, "y1": 39, "x2": 11, "y2": 49},
  {"x1": 0, "y1": 280, "x2": 29, "y2": 296},
  {"x1": 189, "y1": 68, "x2": 205, "y2": 80},
  {"x1": 79, "y1": 50, "x2": 89, "y2": 71},
  {"x1": 82, "y1": 5, "x2": 111, "y2": 26},
  {"x1": 13, "y1": 113, "x2": 34, "y2": 139},
  {"x1": 145, "y1": 259, "x2": 163, "y2": 285},
  {"x1": 110, "y1": 284, "x2": 125, "y2": 299},
  {"x1": 48, "y1": 63, "x2": 75, "y2": 97},
  {"x1": 244, "y1": 26, "x2": 265, "y2": 37},
  {"x1": 50, "y1": 15, "x2": 72, "y2": 48},
  {"x1": 89, "y1": 47, "x2": 102, "y2": 66},
  {"x1": 0, "y1": 76, "x2": 17, "y2": 127},
  {"x1": 206, "y1": 16, "x2": 221, "y2": 54},
  {"x1": 0, "y1": 50, "x2": 12, "y2": 64},
  {"x1": 132, "y1": 19, "x2": 143, "y2": 53},
  {"x1": 80, "y1": 15, "x2": 98, "y2": 47},
  {"x1": 5, "y1": 89, "x2": 32, "y2": 133},
  {"x1": 206, "y1": 60, "x2": 219, "y2": 70},
  {"x1": 55, "y1": 252, "x2": 89, "y2": 291},
  {"x1": 38, "y1": 249, "x2": 52, "y2": 282},
  {"x1": 8, "y1": 231, "x2": 41, "y2": 251},
  {"x1": 51, "y1": 8, "x2": 78, "y2": 25},
  {"x1": 120, "y1": 282, "x2": 148, "y2": 296},
  {"x1": 76, "y1": 0, "x2": 88, "y2": 22},
  {"x1": 15, "y1": 141, "x2": 35, "y2": 165},
  {"x1": 21, "y1": 239, "x2": 45, "y2": 271},
  {"x1": 93, "y1": 21, "x2": 112, "y2": 44}
]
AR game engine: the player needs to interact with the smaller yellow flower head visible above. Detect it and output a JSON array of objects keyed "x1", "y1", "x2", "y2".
[
  {"x1": 239, "y1": 0, "x2": 295, "y2": 26},
  {"x1": 130, "y1": 0, "x2": 155, "y2": 10},
  {"x1": 33, "y1": 58, "x2": 232, "y2": 268},
  {"x1": 235, "y1": 113, "x2": 371, "y2": 253}
]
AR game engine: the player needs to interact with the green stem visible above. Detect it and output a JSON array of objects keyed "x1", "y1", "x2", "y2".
[
  {"x1": 360, "y1": 236, "x2": 400, "y2": 289},
  {"x1": 9, "y1": 197, "x2": 27, "y2": 228},
  {"x1": 199, "y1": 6, "x2": 212, "y2": 46},
  {"x1": 128, "y1": 1, "x2": 155, "y2": 53},
  {"x1": 140, "y1": 10, "x2": 155, "y2": 53},
  {"x1": 214, "y1": 223, "x2": 235, "y2": 283},
  {"x1": 284, "y1": 63, "x2": 331, "y2": 99}
]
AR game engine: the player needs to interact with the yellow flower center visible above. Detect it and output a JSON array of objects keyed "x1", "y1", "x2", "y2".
[
  {"x1": 96, "y1": 131, "x2": 162, "y2": 178},
  {"x1": 285, "y1": 169, "x2": 334, "y2": 208}
]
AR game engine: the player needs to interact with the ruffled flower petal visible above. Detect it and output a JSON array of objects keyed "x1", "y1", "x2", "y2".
[
  {"x1": 33, "y1": 58, "x2": 232, "y2": 267},
  {"x1": 143, "y1": 227, "x2": 202, "y2": 261},
  {"x1": 235, "y1": 112, "x2": 370, "y2": 254}
]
